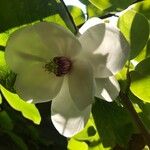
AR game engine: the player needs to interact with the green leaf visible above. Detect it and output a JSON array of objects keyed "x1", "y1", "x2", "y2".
[
  {"x1": 89, "y1": 0, "x2": 134, "y2": 13},
  {"x1": 0, "y1": 51, "x2": 16, "y2": 90},
  {"x1": 134, "y1": 38, "x2": 150, "y2": 63},
  {"x1": 1, "y1": 85, "x2": 41, "y2": 124},
  {"x1": 129, "y1": 92, "x2": 150, "y2": 130},
  {"x1": 0, "y1": 0, "x2": 76, "y2": 33},
  {"x1": 132, "y1": 0, "x2": 150, "y2": 20},
  {"x1": 92, "y1": 98, "x2": 134, "y2": 147},
  {"x1": 0, "y1": 111, "x2": 13, "y2": 130},
  {"x1": 68, "y1": 6, "x2": 85, "y2": 26},
  {"x1": 0, "y1": 93, "x2": 2, "y2": 104},
  {"x1": 118, "y1": 10, "x2": 149, "y2": 59},
  {"x1": 74, "y1": 118, "x2": 96, "y2": 141},
  {"x1": 68, "y1": 139, "x2": 88, "y2": 150},
  {"x1": 130, "y1": 58, "x2": 150, "y2": 103},
  {"x1": 0, "y1": 51, "x2": 10, "y2": 84}
]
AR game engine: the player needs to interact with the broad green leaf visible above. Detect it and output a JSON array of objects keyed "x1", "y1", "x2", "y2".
[
  {"x1": 134, "y1": 38, "x2": 150, "y2": 63},
  {"x1": 72, "y1": 117, "x2": 111, "y2": 149},
  {"x1": 87, "y1": 3, "x2": 104, "y2": 18},
  {"x1": 68, "y1": 6, "x2": 85, "y2": 26},
  {"x1": 118, "y1": 10, "x2": 149, "y2": 59},
  {"x1": 132, "y1": 0, "x2": 150, "y2": 20},
  {"x1": 0, "y1": 111, "x2": 13, "y2": 130},
  {"x1": 0, "y1": 0, "x2": 76, "y2": 34},
  {"x1": 68, "y1": 138, "x2": 88, "y2": 150},
  {"x1": 1, "y1": 85, "x2": 41, "y2": 124},
  {"x1": 89, "y1": 0, "x2": 134, "y2": 13},
  {"x1": 130, "y1": 58, "x2": 150, "y2": 103},
  {"x1": 92, "y1": 98, "x2": 134, "y2": 147}
]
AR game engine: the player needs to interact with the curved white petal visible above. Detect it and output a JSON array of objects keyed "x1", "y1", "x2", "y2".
[
  {"x1": 5, "y1": 22, "x2": 81, "y2": 73},
  {"x1": 68, "y1": 59, "x2": 95, "y2": 110},
  {"x1": 34, "y1": 22, "x2": 82, "y2": 58},
  {"x1": 51, "y1": 77, "x2": 91, "y2": 137},
  {"x1": 78, "y1": 17, "x2": 130, "y2": 77},
  {"x1": 15, "y1": 63, "x2": 63, "y2": 103},
  {"x1": 79, "y1": 17, "x2": 103, "y2": 34},
  {"x1": 95, "y1": 76, "x2": 120, "y2": 102}
]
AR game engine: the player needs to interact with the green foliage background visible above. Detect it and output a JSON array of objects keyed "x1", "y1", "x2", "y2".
[{"x1": 0, "y1": 0, "x2": 150, "y2": 149}]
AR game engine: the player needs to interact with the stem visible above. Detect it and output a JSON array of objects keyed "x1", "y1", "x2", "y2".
[
  {"x1": 60, "y1": 0, "x2": 78, "y2": 34},
  {"x1": 120, "y1": 60, "x2": 150, "y2": 147},
  {"x1": 120, "y1": 92, "x2": 150, "y2": 147}
]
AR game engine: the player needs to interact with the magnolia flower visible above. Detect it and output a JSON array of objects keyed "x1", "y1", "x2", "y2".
[{"x1": 5, "y1": 17, "x2": 129, "y2": 137}]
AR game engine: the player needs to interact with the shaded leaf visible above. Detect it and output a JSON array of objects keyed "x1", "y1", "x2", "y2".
[
  {"x1": 0, "y1": 0, "x2": 76, "y2": 33},
  {"x1": 0, "y1": 111, "x2": 13, "y2": 130},
  {"x1": 118, "y1": 10, "x2": 149, "y2": 59},
  {"x1": 132, "y1": 0, "x2": 150, "y2": 20},
  {"x1": 92, "y1": 98, "x2": 134, "y2": 147},
  {"x1": 4, "y1": 130, "x2": 28, "y2": 150},
  {"x1": 130, "y1": 58, "x2": 150, "y2": 103}
]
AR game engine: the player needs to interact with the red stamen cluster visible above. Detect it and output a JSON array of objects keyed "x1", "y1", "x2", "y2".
[{"x1": 53, "y1": 56, "x2": 72, "y2": 76}]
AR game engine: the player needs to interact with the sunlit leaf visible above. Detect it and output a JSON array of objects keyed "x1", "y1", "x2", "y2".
[
  {"x1": 74, "y1": 118, "x2": 96, "y2": 141},
  {"x1": 87, "y1": 3, "x2": 104, "y2": 18},
  {"x1": 132, "y1": 0, "x2": 150, "y2": 20},
  {"x1": 0, "y1": 93, "x2": 2, "y2": 104},
  {"x1": 0, "y1": 0, "x2": 76, "y2": 34},
  {"x1": 89, "y1": 0, "x2": 134, "y2": 13},
  {"x1": 118, "y1": 10, "x2": 149, "y2": 59},
  {"x1": 68, "y1": 6, "x2": 85, "y2": 26},
  {"x1": 134, "y1": 38, "x2": 150, "y2": 63},
  {"x1": 1, "y1": 85, "x2": 41, "y2": 124},
  {"x1": 0, "y1": 111, "x2": 13, "y2": 130},
  {"x1": 68, "y1": 138, "x2": 88, "y2": 150},
  {"x1": 0, "y1": 51, "x2": 16, "y2": 90},
  {"x1": 130, "y1": 58, "x2": 150, "y2": 103},
  {"x1": 129, "y1": 92, "x2": 150, "y2": 130},
  {"x1": 92, "y1": 98, "x2": 134, "y2": 147}
]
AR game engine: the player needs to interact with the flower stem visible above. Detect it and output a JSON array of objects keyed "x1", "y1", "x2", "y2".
[{"x1": 60, "y1": 0, "x2": 78, "y2": 34}]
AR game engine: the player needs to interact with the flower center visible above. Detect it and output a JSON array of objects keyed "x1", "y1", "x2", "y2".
[{"x1": 44, "y1": 56, "x2": 72, "y2": 76}]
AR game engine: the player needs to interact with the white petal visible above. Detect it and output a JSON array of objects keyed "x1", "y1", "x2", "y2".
[
  {"x1": 79, "y1": 17, "x2": 103, "y2": 34},
  {"x1": 5, "y1": 22, "x2": 81, "y2": 73},
  {"x1": 51, "y1": 77, "x2": 91, "y2": 137},
  {"x1": 95, "y1": 76, "x2": 120, "y2": 102},
  {"x1": 78, "y1": 17, "x2": 130, "y2": 77},
  {"x1": 34, "y1": 22, "x2": 82, "y2": 58},
  {"x1": 15, "y1": 63, "x2": 63, "y2": 103},
  {"x1": 68, "y1": 59, "x2": 95, "y2": 110}
]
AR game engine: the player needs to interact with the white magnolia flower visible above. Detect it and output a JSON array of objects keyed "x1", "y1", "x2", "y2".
[{"x1": 5, "y1": 17, "x2": 129, "y2": 137}]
